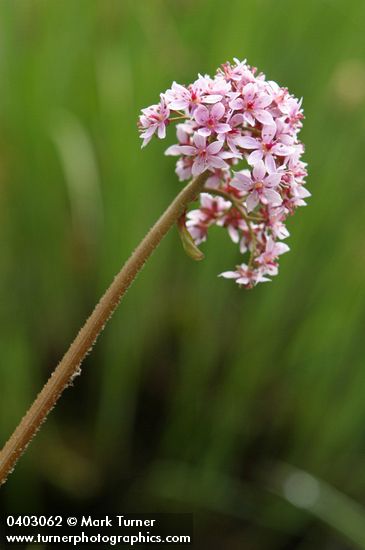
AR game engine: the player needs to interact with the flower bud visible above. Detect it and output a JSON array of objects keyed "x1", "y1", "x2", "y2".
[{"x1": 177, "y1": 214, "x2": 205, "y2": 261}]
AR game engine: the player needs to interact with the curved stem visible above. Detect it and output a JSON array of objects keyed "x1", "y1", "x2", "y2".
[
  {"x1": 0, "y1": 171, "x2": 209, "y2": 486},
  {"x1": 168, "y1": 116, "x2": 189, "y2": 122}
]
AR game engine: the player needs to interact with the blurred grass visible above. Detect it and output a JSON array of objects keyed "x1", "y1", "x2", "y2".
[{"x1": 0, "y1": 0, "x2": 365, "y2": 548}]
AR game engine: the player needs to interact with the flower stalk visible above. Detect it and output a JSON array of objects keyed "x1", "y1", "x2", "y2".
[
  {"x1": 0, "y1": 171, "x2": 209, "y2": 486},
  {"x1": 139, "y1": 58, "x2": 308, "y2": 288}
]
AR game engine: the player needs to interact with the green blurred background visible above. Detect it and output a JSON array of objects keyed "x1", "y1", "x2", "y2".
[{"x1": 0, "y1": 0, "x2": 365, "y2": 548}]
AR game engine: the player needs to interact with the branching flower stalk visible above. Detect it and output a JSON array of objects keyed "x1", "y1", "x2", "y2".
[
  {"x1": 140, "y1": 58, "x2": 308, "y2": 286},
  {"x1": 0, "y1": 58, "x2": 308, "y2": 485},
  {"x1": 0, "y1": 171, "x2": 209, "y2": 486}
]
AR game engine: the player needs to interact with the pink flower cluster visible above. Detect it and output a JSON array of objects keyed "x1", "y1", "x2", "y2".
[{"x1": 138, "y1": 59, "x2": 308, "y2": 288}]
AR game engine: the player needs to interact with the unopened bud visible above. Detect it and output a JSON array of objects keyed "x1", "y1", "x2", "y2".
[{"x1": 177, "y1": 214, "x2": 205, "y2": 261}]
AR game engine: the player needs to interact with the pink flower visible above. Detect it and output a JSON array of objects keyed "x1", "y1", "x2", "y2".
[
  {"x1": 229, "y1": 83, "x2": 274, "y2": 126},
  {"x1": 219, "y1": 263, "x2": 270, "y2": 287},
  {"x1": 139, "y1": 96, "x2": 170, "y2": 147},
  {"x1": 273, "y1": 119, "x2": 297, "y2": 146},
  {"x1": 267, "y1": 81, "x2": 289, "y2": 111},
  {"x1": 221, "y1": 58, "x2": 255, "y2": 83},
  {"x1": 187, "y1": 193, "x2": 231, "y2": 244},
  {"x1": 280, "y1": 97, "x2": 304, "y2": 128},
  {"x1": 139, "y1": 58, "x2": 308, "y2": 288},
  {"x1": 239, "y1": 126, "x2": 295, "y2": 172},
  {"x1": 195, "y1": 74, "x2": 231, "y2": 103},
  {"x1": 286, "y1": 182, "x2": 311, "y2": 208},
  {"x1": 165, "y1": 82, "x2": 193, "y2": 111},
  {"x1": 175, "y1": 157, "x2": 194, "y2": 181},
  {"x1": 217, "y1": 207, "x2": 248, "y2": 244},
  {"x1": 266, "y1": 206, "x2": 290, "y2": 240},
  {"x1": 256, "y1": 237, "x2": 289, "y2": 275},
  {"x1": 194, "y1": 103, "x2": 231, "y2": 137},
  {"x1": 167, "y1": 133, "x2": 233, "y2": 177},
  {"x1": 205, "y1": 169, "x2": 230, "y2": 189},
  {"x1": 165, "y1": 80, "x2": 224, "y2": 113},
  {"x1": 231, "y1": 161, "x2": 282, "y2": 211},
  {"x1": 224, "y1": 114, "x2": 252, "y2": 154}
]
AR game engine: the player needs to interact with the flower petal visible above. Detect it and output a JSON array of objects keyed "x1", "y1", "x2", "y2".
[
  {"x1": 246, "y1": 191, "x2": 259, "y2": 211},
  {"x1": 202, "y1": 94, "x2": 223, "y2": 104},
  {"x1": 244, "y1": 112, "x2": 255, "y2": 126},
  {"x1": 229, "y1": 98, "x2": 244, "y2": 110},
  {"x1": 168, "y1": 99, "x2": 189, "y2": 110},
  {"x1": 263, "y1": 188, "x2": 282, "y2": 206},
  {"x1": 211, "y1": 102, "x2": 225, "y2": 120},
  {"x1": 178, "y1": 145, "x2": 197, "y2": 156},
  {"x1": 165, "y1": 144, "x2": 184, "y2": 156},
  {"x1": 265, "y1": 172, "x2": 282, "y2": 187},
  {"x1": 197, "y1": 127, "x2": 212, "y2": 137},
  {"x1": 220, "y1": 150, "x2": 240, "y2": 160},
  {"x1": 200, "y1": 192, "x2": 214, "y2": 208},
  {"x1": 232, "y1": 172, "x2": 252, "y2": 187},
  {"x1": 192, "y1": 157, "x2": 206, "y2": 176},
  {"x1": 248, "y1": 149, "x2": 263, "y2": 165},
  {"x1": 193, "y1": 133, "x2": 206, "y2": 149},
  {"x1": 219, "y1": 271, "x2": 239, "y2": 279},
  {"x1": 215, "y1": 123, "x2": 232, "y2": 134},
  {"x1": 194, "y1": 105, "x2": 209, "y2": 125},
  {"x1": 141, "y1": 135, "x2": 153, "y2": 148},
  {"x1": 157, "y1": 123, "x2": 166, "y2": 139},
  {"x1": 276, "y1": 242, "x2": 290, "y2": 255},
  {"x1": 253, "y1": 160, "x2": 266, "y2": 180},
  {"x1": 228, "y1": 226, "x2": 240, "y2": 243},
  {"x1": 254, "y1": 94, "x2": 272, "y2": 109},
  {"x1": 208, "y1": 156, "x2": 228, "y2": 169},
  {"x1": 236, "y1": 276, "x2": 249, "y2": 285},
  {"x1": 242, "y1": 83, "x2": 255, "y2": 100},
  {"x1": 239, "y1": 136, "x2": 259, "y2": 149},
  {"x1": 262, "y1": 124, "x2": 276, "y2": 143},
  {"x1": 255, "y1": 109, "x2": 274, "y2": 126},
  {"x1": 207, "y1": 140, "x2": 224, "y2": 154},
  {"x1": 265, "y1": 154, "x2": 277, "y2": 174},
  {"x1": 273, "y1": 143, "x2": 295, "y2": 156}
]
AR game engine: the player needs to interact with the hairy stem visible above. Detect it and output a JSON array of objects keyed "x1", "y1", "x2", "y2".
[{"x1": 0, "y1": 171, "x2": 209, "y2": 486}]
